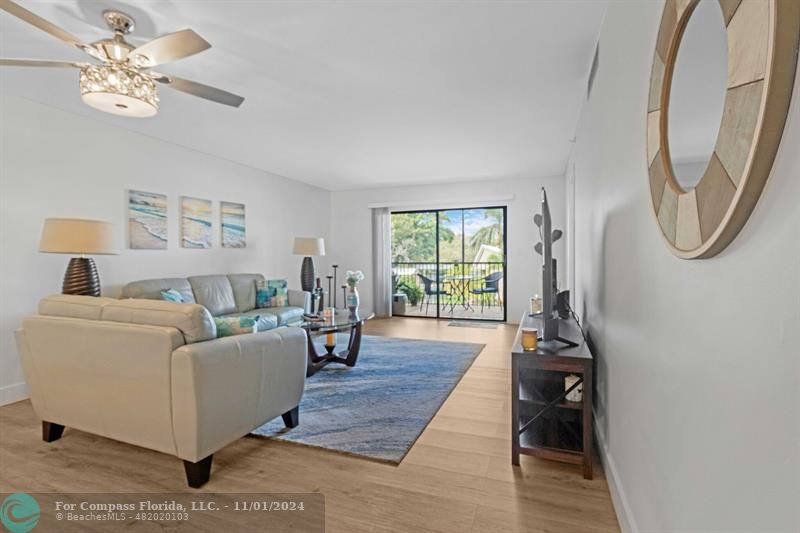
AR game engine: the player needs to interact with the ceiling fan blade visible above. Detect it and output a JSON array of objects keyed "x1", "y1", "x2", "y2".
[
  {"x1": 149, "y1": 71, "x2": 244, "y2": 107},
  {"x1": 1, "y1": 58, "x2": 86, "y2": 69},
  {"x1": 0, "y1": 0, "x2": 103, "y2": 61},
  {"x1": 129, "y1": 29, "x2": 210, "y2": 67}
]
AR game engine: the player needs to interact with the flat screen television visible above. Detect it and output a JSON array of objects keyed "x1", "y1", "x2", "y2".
[{"x1": 536, "y1": 188, "x2": 577, "y2": 348}]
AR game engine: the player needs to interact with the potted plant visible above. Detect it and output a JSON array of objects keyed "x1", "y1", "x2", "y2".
[{"x1": 395, "y1": 280, "x2": 422, "y2": 307}]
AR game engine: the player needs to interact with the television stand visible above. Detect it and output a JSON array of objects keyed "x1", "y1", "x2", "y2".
[{"x1": 512, "y1": 313, "x2": 593, "y2": 479}]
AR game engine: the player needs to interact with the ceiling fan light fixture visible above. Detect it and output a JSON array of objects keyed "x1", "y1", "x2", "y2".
[
  {"x1": 79, "y1": 64, "x2": 158, "y2": 118},
  {"x1": 1, "y1": 1, "x2": 243, "y2": 113}
]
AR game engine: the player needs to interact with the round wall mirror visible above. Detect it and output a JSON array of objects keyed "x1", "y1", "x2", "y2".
[
  {"x1": 647, "y1": 0, "x2": 800, "y2": 259},
  {"x1": 667, "y1": 0, "x2": 727, "y2": 191}
]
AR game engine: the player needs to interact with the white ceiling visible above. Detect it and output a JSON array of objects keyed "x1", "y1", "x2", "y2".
[{"x1": 0, "y1": 1, "x2": 607, "y2": 191}]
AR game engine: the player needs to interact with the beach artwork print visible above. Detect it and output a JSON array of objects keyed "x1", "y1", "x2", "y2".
[
  {"x1": 128, "y1": 190, "x2": 168, "y2": 249},
  {"x1": 180, "y1": 197, "x2": 213, "y2": 248},
  {"x1": 221, "y1": 201, "x2": 246, "y2": 248}
]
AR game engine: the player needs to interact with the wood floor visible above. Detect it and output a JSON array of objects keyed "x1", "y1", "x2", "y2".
[{"x1": 0, "y1": 317, "x2": 619, "y2": 533}]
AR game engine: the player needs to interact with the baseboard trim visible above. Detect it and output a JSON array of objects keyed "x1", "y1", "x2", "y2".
[
  {"x1": 594, "y1": 413, "x2": 638, "y2": 533},
  {"x1": 0, "y1": 382, "x2": 29, "y2": 406}
]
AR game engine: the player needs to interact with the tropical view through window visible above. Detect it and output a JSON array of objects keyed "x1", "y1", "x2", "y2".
[{"x1": 391, "y1": 207, "x2": 506, "y2": 320}]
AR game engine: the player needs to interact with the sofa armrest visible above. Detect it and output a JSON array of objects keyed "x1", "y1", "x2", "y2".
[
  {"x1": 288, "y1": 289, "x2": 311, "y2": 313},
  {"x1": 17, "y1": 316, "x2": 182, "y2": 456},
  {"x1": 170, "y1": 327, "x2": 307, "y2": 462}
]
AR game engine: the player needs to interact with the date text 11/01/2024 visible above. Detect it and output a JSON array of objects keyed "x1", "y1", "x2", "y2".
[{"x1": 197, "y1": 501, "x2": 307, "y2": 512}]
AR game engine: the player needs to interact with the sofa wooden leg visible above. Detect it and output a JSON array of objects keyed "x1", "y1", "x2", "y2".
[
  {"x1": 42, "y1": 421, "x2": 65, "y2": 442},
  {"x1": 282, "y1": 406, "x2": 299, "y2": 428},
  {"x1": 183, "y1": 455, "x2": 213, "y2": 488}
]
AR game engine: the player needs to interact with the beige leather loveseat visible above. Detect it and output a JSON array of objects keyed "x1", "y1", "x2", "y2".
[{"x1": 15, "y1": 293, "x2": 307, "y2": 488}]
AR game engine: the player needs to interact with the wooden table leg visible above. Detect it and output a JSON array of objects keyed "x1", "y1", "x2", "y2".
[
  {"x1": 306, "y1": 332, "x2": 324, "y2": 377},
  {"x1": 341, "y1": 321, "x2": 362, "y2": 366},
  {"x1": 582, "y1": 364, "x2": 593, "y2": 479},
  {"x1": 305, "y1": 322, "x2": 364, "y2": 377}
]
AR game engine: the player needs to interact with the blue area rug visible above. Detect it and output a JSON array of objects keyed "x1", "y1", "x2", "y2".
[{"x1": 251, "y1": 335, "x2": 484, "y2": 463}]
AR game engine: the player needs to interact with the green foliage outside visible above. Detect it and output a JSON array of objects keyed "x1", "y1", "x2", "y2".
[
  {"x1": 391, "y1": 209, "x2": 503, "y2": 264},
  {"x1": 468, "y1": 208, "x2": 504, "y2": 252},
  {"x1": 391, "y1": 209, "x2": 505, "y2": 307},
  {"x1": 391, "y1": 212, "x2": 453, "y2": 262}
]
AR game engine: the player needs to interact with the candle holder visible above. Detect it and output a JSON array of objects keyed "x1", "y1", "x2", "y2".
[
  {"x1": 332, "y1": 265, "x2": 339, "y2": 307},
  {"x1": 315, "y1": 277, "x2": 324, "y2": 311}
]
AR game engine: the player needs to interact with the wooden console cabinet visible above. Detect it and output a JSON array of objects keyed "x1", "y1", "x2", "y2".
[{"x1": 511, "y1": 313, "x2": 594, "y2": 479}]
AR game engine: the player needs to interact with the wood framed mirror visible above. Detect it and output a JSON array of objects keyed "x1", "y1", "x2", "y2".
[{"x1": 647, "y1": 0, "x2": 799, "y2": 259}]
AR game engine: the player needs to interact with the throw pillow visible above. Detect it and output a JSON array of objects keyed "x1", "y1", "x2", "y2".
[
  {"x1": 256, "y1": 284, "x2": 270, "y2": 308},
  {"x1": 214, "y1": 316, "x2": 259, "y2": 338},
  {"x1": 160, "y1": 289, "x2": 184, "y2": 303},
  {"x1": 267, "y1": 279, "x2": 289, "y2": 307}
]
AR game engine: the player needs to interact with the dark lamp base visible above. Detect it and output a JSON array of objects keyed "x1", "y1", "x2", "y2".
[
  {"x1": 63, "y1": 257, "x2": 101, "y2": 297},
  {"x1": 300, "y1": 256, "x2": 315, "y2": 292}
]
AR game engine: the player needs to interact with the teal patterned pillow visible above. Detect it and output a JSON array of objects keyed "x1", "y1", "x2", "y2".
[
  {"x1": 160, "y1": 289, "x2": 184, "y2": 303},
  {"x1": 256, "y1": 286, "x2": 270, "y2": 308},
  {"x1": 267, "y1": 279, "x2": 289, "y2": 307},
  {"x1": 214, "y1": 316, "x2": 259, "y2": 338}
]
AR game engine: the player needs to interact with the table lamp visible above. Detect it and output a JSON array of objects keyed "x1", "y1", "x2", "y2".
[
  {"x1": 39, "y1": 218, "x2": 118, "y2": 297},
  {"x1": 293, "y1": 237, "x2": 325, "y2": 292}
]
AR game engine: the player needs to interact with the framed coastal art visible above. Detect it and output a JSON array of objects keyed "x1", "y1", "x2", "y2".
[
  {"x1": 180, "y1": 196, "x2": 212, "y2": 248},
  {"x1": 128, "y1": 190, "x2": 167, "y2": 249},
  {"x1": 221, "y1": 201, "x2": 246, "y2": 248}
]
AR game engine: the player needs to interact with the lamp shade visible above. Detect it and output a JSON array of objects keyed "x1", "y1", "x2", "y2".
[
  {"x1": 293, "y1": 237, "x2": 326, "y2": 256},
  {"x1": 40, "y1": 218, "x2": 118, "y2": 255}
]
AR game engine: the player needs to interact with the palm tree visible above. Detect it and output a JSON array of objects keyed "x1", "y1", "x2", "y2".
[{"x1": 468, "y1": 209, "x2": 503, "y2": 250}]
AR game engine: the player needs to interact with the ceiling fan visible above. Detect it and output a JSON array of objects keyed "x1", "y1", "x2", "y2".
[{"x1": 0, "y1": 0, "x2": 244, "y2": 117}]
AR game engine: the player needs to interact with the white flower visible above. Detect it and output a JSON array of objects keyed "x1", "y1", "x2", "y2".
[{"x1": 345, "y1": 270, "x2": 365, "y2": 286}]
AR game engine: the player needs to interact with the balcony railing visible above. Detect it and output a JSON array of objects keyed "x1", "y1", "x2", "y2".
[{"x1": 392, "y1": 261, "x2": 505, "y2": 320}]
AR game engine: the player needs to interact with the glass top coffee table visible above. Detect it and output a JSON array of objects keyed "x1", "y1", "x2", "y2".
[{"x1": 293, "y1": 309, "x2": 375, "y2": 377}]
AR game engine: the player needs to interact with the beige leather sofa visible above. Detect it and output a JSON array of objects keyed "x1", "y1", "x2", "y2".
[{"x1": 15, "y1": 294, "x2": 307, "y2": 488}]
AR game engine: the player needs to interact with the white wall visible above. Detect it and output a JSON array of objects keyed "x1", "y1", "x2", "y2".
[
  {"x1": 328, "y1": 176, "x2": 566, "y2": 323},
  {"x1": 0, "y1": 96, "x2": 330, "y2": 404},
  {"x1": 570, "y1": 2, "x2": 800, "y2": 531}
]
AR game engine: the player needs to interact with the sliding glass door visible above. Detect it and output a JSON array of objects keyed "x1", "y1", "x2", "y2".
[{"x1": 391, "y1": 206, "x2": 506, "y2": 321}]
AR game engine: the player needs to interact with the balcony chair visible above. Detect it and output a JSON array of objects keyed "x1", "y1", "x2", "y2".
[
  {"x1": 470, "y1": 271, "x2": 503, "y2": 313},
  {"x1": 417, "y1": 273, "x2": 449, "y2": 315}
]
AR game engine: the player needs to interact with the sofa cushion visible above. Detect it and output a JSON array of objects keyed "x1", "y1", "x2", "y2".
[
  {"x1": 227, "y1": 274, "x2": 265, "y2": 313},
  {"x1": 213, "y1": 315, "x2": 259, "y2": 338},
  {"x1": 121, "y1": 278, "x2": 196, "y2": 304},
  {"x1": 101, "y1": 299, "x2": 216, "y2": 343},
  {"x1": 258, "y1": 306, "x2": 305, "y2": 327},
  {"x1": 222, "y1": 309, "x2": 278, "y2": 332},
  {"x1": 188, "y1": 275, "x2": 237, "y2": 316},
  {"x1": 39, "y1": 295, "x2": 117, "y2": 321},
  {"x1": 247, "y1": 309, "x2": 280, "y2": 331}
]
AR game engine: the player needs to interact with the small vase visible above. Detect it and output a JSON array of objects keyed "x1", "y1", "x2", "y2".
[{"x1": 346, "y1": 285, "x2": 360, "y2": 316}]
